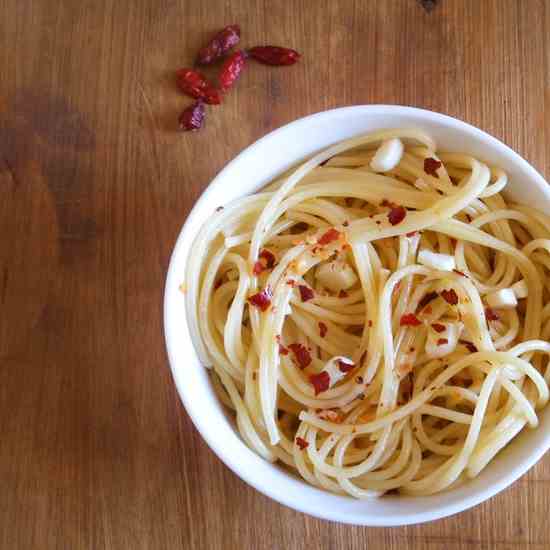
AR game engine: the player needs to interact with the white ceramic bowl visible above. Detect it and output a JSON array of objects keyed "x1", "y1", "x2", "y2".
[{"x1": 164, "y1": 105, "x2": 550, "y2": 526}]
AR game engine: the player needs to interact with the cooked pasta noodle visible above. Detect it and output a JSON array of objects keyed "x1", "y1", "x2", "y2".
[{"x1": 184, "y1": 129, "x2": 550, "y2": 497}]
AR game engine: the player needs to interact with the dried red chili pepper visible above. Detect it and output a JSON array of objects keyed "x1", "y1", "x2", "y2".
[
  {"x1": 248, "y1": 286, "x2": 273, "y2": 311},
  {"x1": 288, "y1": 343, "x2": 311, "y2": 369},
  {"x1": 310, "y1": 371, "x2": 330, "y2": 395},
  {"x1": 295, "y1": 436, "x2": 309, "y2": 450},
  {"x1": 318, "y1": 322, "x2": 328, "y2": 338},
  {"x1": 176, "y1": 68, "x2": 221, "y2": 104},
  {"x1": 485, "y1": 307, "x2": 500, "y2": 321},
  {"x1": 431, "y1": 323, "x2": 446, "y2": 333},
  {"x1": 318, "y1": 228, "x2": 341, "y2": 245},
  {"x1": 196, "y1": 24, "x2": 241, "y2": 65},
  {"x1": 417, "y1": 291, "x2": 438, "y2": 311},
  {"x1": 248, "y1": 46, "x2": 301, "y2": 66},
  {"x1": 387, "y1": 206, "x2": 407, "y2": 225},
  {"x1": 253, "y1": 249, "x2": 276, "y2": 275},
  {"x1": 253, "y1": 261, "x2": 265, "y2": 275},
  {"x1": 400, "y1": 313, "x2": 422, "y2": 327},
  {"x1": 453, "y1": 269, "x2": 467, "y2": 277},
  {"x1": 441, "y1": 289, "x2": 459, "y2": 305},
  {"x1": 259, "y1": 249, "x2": 276, "y2": 269},
  {"x1": 338, "y1": 360, "x2": 355, "y2": 373},
  {"x1": 460, "y1": 340, "x2": 478, "y2": 353},
  {"x1": 298, "y1": 285, "x2": 314, "y2": 302},
  {"x1": 279, "y1": 344, "x2": 289, "y2": 355},
  {"x1": 178, "y1": 100, "x2": 205, "y2": 131},
  {"x1": 338, "y1": 289, "x2": 348, "y2": 298},
  {"x1": 219, "y1": 50, "x2": 247, "y2": 92},
  {"x1": 424, "y1": 157, "x2": 442, "y2": 178},
  {"x1": 437, "y1": 338, "x2": 448, "y2": 346}
]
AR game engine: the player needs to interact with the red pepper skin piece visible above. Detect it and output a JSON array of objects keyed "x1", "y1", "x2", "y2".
[
  {"x1": 176, "y1": 68, "x2": 221, "y2": 104},
  {"x1": 248, "y1": 46, "x2": 301, "y2": 66},
  {"x1": 196, "y1": 24, "x2": 241, "y2": 65},
  {"x1": 219, "y1": 50, "x2": 248, "y2": 92},
  {"x1": 178, "y1": 100, "x2": 205, "y2": 131}
]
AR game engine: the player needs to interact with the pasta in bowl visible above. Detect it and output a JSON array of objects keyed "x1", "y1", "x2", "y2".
[{"x1": 165, "y1": 106, "x2": 550, "y2": 524}]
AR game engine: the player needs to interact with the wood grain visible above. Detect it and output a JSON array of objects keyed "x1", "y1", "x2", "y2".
[{"x1": 1, "y1": 0, "x2": 549, "y2": 548}]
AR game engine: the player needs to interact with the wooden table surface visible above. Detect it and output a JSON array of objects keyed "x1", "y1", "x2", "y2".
[{"x1": 1, "y1": 1, "x2": 550, "y2": 548}]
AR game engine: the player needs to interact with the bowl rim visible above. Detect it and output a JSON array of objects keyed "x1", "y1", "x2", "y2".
[{"x1": 164, "y1": 104, "x2": 550, "y2": 526}]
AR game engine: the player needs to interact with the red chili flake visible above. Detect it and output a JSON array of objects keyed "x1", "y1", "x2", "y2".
[
  {"x1": 380, "y1": 199, "x2": 396, "y2": 208},
  {"x1": 338, "y1": 289, "x2": 348, "y2": 298},
  {"x1": 196, "y1": 24, "x2": 241, "y2": 65},
  {"x1": 248, "y1": 46, "x2": 301, "y2": 66},
  {"x1": 400, "y1": 313, "x2": 422, "y2": 327},
  {"x1": 219, "y1": 50, "x2": 248, "y2": 92},
  {"x1": 318, "y1": 228, "x2": 341, "y2": 245},
  {"x1": 248, "y1": 286, "x2": 273, "y2": 311},
  {"x1": 460, "y1": 340, "x2": 478, "y2": 353},
  {"x1": 286, "y1": 279, "x2": 296, "y2": 287},
  {"x1": 453, "y1": 269, "x2": 466, "y2": 277},
  {"x1": 176, "y1": 69, "x2": 221, "y2": 104},
  {"x1": 418, "y1": 291, "x2": 438, "y2": 311},
  {"x1": 431, "y1": 323, "x2": 446, "y2": 333},
  {"x1": 485, "y1": 307, "x2": 500, "y2": 321},
  {"x1": 214, "y1": 279, "x2": 222, "y2": 290},
  {"x1": 368, "y1": 320, "x2": 373, "y2": 327},
  {"x1": 437, "y1": 338, "x2": 448, "y2": 346},
  {"x1": 310, "y1": 371, "x2": 330, "y2": 395},
  {"x1": 252, "y1": 372, "x2": 257, "y2": 380},
  {"x1": 298, "y1": 285, "x2": 315, "y2": 302},
  {"x1": 253, "y1": 261, "x2": 265, "y2": 275},
  {"x1": 355, "y1": 376, "x2": 364, "y2": 384},
  {"x1": 259, "y1": 249, "x2": 276, "y2": 269},
  {"x1": 441, "y1": 289, "x2": 459, "y2": 305},
  {"x1": 318, "y1": 322, "x2": 328, "y2": 338},
  {"x1": 424, "y1": 157, "x2": 442, "y2": 178},
  {"x1": 288, "y1": 343, "x2": 312, "y2": 369},
  {"x1": 406, "y1": 231, "x2": 418, "y2": 237},
  {"x1": 376, "y1": 220, "x2": 382, "y2": 225},
  {"x1": 279, "y1": 344, "x2": 289, "y2": 355},
  {"x1": 178, "y1": 100, "x2": 206, "y2": 131},
  {"x1": 343, "y1": 220, "x2": 349, "y2": 227},
  {"x1": 253, "y1": 249, "x2": 276, "y2": 275},
  {"x1": 401, "y1": 375, "x2": 413, "y2": 400},
  {"x1": 295, "y1": 436, "x2": 309, "y2": 450},
  {"x1": 387, "y1": 206, "x2": 407, "y2": 226},
  {"x1": 410, "y1": 347, "x2": 415, "y2": 352},
  {"x1": 338, "y1": 360, "x2": 355, "y2": 373}
]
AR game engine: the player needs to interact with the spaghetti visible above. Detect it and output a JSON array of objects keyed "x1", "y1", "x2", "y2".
[{"x1": 184, "y1": 129, "x2": 550, "y2": 497}]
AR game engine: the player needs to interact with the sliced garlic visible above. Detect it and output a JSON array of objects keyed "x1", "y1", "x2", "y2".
[
  {"x1": 315, "y1": 260, "x2": 358, "y2": 292},
  {"x1": 425, "y1": 321, "x2": 463, "y2": 359},
  {"x1": 511, "y1": 279, "x2": 528, "y2": 299},
  {"x1": 418, "y1": 249, "x2": 456, "y2": 271},
  {"x1": 485, "y1": 288, "x2": 517, "y2": 309},
  {"x1": 370, "y1": 138, "x2": 404, "y2": 173}
]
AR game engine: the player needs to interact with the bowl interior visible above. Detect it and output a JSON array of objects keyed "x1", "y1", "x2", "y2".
[{"x1": 164, "y1": 105, "x2": 550, "y2": 526}]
